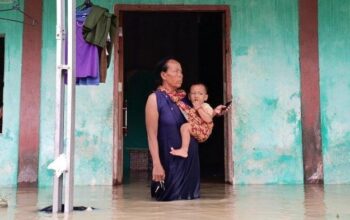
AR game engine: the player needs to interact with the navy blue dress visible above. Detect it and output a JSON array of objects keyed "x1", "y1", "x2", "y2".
[{"x1": 151, "y1": 90, "x2": 200, "y2": 201}]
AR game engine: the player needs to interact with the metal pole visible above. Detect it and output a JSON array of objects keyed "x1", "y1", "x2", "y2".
[
  {"x1": 53, "y1": 0, "x2": 65, "y2": 213},
  {"x1": 65, "y1": 0, "x2": 76, "y2": 213},
  {"x1": 53, "y1": 0, "x2": 76, "y2": 213}
]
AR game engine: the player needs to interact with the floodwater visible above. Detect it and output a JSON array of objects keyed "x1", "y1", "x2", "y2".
[{"x1": 1, "y1": 175, "x2": 350, "y2": 219}]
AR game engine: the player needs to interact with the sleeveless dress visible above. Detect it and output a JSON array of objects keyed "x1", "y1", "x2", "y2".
[{"x1": 151, "y1": 90, "x2": 200, "y2": 201}]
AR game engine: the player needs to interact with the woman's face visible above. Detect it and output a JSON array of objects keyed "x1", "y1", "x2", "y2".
[{"x1": 161, "y1": 60, "x2": 183, "y2": 89}]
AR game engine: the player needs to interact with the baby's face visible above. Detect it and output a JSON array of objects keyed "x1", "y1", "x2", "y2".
[{"x1": 189, "y1": 84, "x2": 208, "y2": 104}]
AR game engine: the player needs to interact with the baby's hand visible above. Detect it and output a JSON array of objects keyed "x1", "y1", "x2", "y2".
[{"x1": 192, "y1": 101, "x2": 202, "y2": 110}]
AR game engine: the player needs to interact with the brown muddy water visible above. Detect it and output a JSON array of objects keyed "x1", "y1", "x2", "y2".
[{"x1": 0, "y1": 178, "x2": 350, "y2": 219}]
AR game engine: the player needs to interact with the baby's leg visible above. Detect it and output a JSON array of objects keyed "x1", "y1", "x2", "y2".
[{"x1": 170, "y1": 122, "x2": 191, "y2": 158}]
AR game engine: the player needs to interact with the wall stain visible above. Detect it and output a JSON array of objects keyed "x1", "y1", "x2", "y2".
[
  {"x1": 263, "y1": 98, "x2": 278, "y2": 109},
  {"x1": 287, "y1": 110, "x2": 297, "y2": 123}
]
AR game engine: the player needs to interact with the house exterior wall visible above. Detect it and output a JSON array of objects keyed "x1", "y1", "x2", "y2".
[
  {"x1": 1, "y1": 0, "x2": 349, "y2": 186},
  {"x1": 40, "y1": 0, "x2": 304, "y2": 186},
  {"x1": 231, "y1": 0, "x2": 303, "y2": 184},
  {"x1": 319, "y1": 0, "x2": 350, "y2": 184},
  {"x1": 38, "y1": 0, "x2": 115, "y2": 186},
  {"x1": 0, "y1": 3, "x2": 23, "y2": 186}
]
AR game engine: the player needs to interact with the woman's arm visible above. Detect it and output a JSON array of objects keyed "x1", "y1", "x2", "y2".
[{"x1": 145, "y1": 93, "x2": 165, "y2": 181}]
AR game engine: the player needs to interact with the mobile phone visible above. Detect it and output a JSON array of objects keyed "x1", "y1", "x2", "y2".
[{"x1": 223, "y1": 100, "x2": 232, "y2": 109}]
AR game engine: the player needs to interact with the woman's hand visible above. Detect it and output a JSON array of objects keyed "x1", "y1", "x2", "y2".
[
  {"x1": 213, "y1": 104, "x2": 230, "y2": 116},
  {"x1": 152, "y1": 163, "x2": 165, "y2": 182}
]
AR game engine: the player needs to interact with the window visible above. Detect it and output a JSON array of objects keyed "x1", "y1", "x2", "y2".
[{"x1": 0, "y1": 36, "x2": 4, "y2": 133}]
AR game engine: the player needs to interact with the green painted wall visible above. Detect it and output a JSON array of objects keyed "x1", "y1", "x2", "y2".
[
  {"x1": 117, "y1": 0, "x2": 303, "y2": 185},
  {"x1": 9, "y1": 0, "x2": 350, "y2": 186},
  {"x1": 231, "y1": 0, "x2": 303, "y2": 184},
  {"x1": 0, "y1": 3, "x2": 23, "y2": 186},
  {"x1": 0, "y1": 0, "x2": 305, "y2": 186},
  {"x1": 319, "y1": 0, "x2": 350, "y2": 184},
  {"x1": 38, "y1": 0, "x2": 115, "y2": 186}
]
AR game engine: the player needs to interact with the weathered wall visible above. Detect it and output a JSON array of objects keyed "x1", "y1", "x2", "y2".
[
  {"x1": 39, "y1": 0, "x2": 304, "y2": 186},
  {"x1": 231, "y1": 0, "x2": 303, "y2": 184},
  {"x1": 319, "y1": 0, "x2": 350, "y2": 184},
  {"x1": 38, "y1": 0, "x2": 115, "y2": 186},
  {"x1": 0, "y1": 3, "x2": 23, "y2": 186},
  {"x1": 4, "y1": 0, "x2": 350, "y2": 186}
]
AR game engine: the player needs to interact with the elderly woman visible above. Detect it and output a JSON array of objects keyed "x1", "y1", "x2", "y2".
[{"x1": 145, "y1": 58, "x2": 226, "y2": 201}]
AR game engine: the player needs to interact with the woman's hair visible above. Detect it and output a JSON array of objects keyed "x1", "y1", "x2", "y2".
[{"x1": 153, "y1": 57, "x2": 178, "y2": 88}]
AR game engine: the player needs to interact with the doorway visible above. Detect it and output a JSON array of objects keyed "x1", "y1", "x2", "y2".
[{"x1": 113, "y1": 5, "x2": 233, "y2": 184}]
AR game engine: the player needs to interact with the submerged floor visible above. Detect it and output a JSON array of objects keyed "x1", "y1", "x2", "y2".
[{"x1": 1, "y1": 177, "x2": 350, "y2": 219}]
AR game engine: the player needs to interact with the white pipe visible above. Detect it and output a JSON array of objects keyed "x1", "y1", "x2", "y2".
[
  {"x1": 53, "y1": 0, "x2": 76, "y2": 213},
  {"x1": 53, "y1": 0, "x2": 65, "y2": 213},
  {"x1": 65, "y1": 0, "x2": 76, "y2": 213}
]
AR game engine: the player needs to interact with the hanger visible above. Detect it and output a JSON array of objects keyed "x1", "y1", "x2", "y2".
[
  {"x1": 76, "y1": 0, "x2": 93, "y2": 11},
  {"x1": 0, "y1": 0, "x2": 38, "y2": 26},
  {"x1": 84, "y1": 0, "x2": 93, "y2": 7}
]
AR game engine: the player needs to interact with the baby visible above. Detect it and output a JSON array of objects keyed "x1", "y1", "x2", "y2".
[{"x1": 170, "y1": 83, "x2": 214, "y2": 158}]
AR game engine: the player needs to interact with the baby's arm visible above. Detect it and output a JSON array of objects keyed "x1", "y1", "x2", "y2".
[{"x1": 195, "y1": 103, "x2": 213, "y2": 123}]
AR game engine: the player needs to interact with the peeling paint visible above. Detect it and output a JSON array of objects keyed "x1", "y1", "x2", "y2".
[
  {"x1": 0, "y1": 2, "x2": 23, "y2": 186},
  {"x1": 319, "y1": 0, "x2": 350, "y2": 184},
  {"x1": 3, "y1": 0, "x2": 349, "y2": 186},
  {"x1": 287, "y1": 110, "x2": 297, "y2": 124},
  {"x1": 263, "y1": 98, "x2": 278, "y2": 109},
  {"x1": 38, "y1": 1, "x2": 114, "y2": 186},
  {"x1": 232, "y1": 0, "x2": 303, "y2": 184},
  {"x1": 18, "y1": 167, "x2": 38, "y2": 183}
]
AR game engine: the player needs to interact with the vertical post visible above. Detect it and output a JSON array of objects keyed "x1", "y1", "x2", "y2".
[
  {"x1": 299, "y1": 0, "x2": 323, "y2": 184},
  {"x1": 53, "y1": 0, "x2": 65, "y2": 213},
  {"x1": 17, "y1": 0, "x2": 43, "y2": 187},
  {"x1": 65, "y1": 0, "x2": 76, "y2": 213},
  {"x1": 54, "y1": 0, "x2": 76, "y2": 213}
]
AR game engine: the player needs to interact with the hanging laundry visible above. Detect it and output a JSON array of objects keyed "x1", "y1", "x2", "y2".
[
  {"x1": 75, "y1": 20, "x2": 100, "y2": 85},
  {"x1": 83, "y1": 5, "x2": 117, "y2": 83},
  {"x1": 64, "y1": 6, "x2": 100, "y2": 85}
]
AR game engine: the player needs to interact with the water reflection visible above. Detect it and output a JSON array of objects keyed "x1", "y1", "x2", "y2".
[
  {"x1": 304, "y1": 184, "x2": 325, "y2": 220},
  {"x1": 1, "y1": 179, "x2": 350, "y2": 219}
]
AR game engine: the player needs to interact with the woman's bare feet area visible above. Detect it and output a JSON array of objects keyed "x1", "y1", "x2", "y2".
[{"x1": 170, "y1": 147, "x2": 188, "y2": 158}]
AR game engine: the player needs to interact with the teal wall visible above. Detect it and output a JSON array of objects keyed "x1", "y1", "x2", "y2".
[
  {"x1": 0, "y1": 3, "x2": 23, "y2": 186},
  {"x1": 319, "y1": 0, "x2": 350, "y2": 184},
  {"x1": 38, "y1": 0, "x2": 115, "y2": 186},
  {"x1": 38, "y1": 0, "x2": 305, "y2": 186},
  {"x1": 76, "y1": 0, "x2": 302, "y2": 185},
  {"x1": 231, "y1": 1, "x2": 303, "y2": 184},
  {"x1": 114, "y1": 0, "x2": 303, "y2": 185},
  {"x1": 2, "y1": 0, "x2": 349, "y2": 186}
]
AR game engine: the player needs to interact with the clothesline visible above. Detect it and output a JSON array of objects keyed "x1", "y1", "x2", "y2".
[{"x1": 0, "y1": 0, "x2": 38, "y2": 25}]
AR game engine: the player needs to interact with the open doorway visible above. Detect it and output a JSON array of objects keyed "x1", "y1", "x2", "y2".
[{"x1": 113, "y1": 5, "x2": 233, "y2": 185}]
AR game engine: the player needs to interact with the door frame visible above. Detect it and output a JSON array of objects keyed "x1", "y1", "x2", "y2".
[{"x1": 113, "y1": 4, "x2": 233, "y2": 184}]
